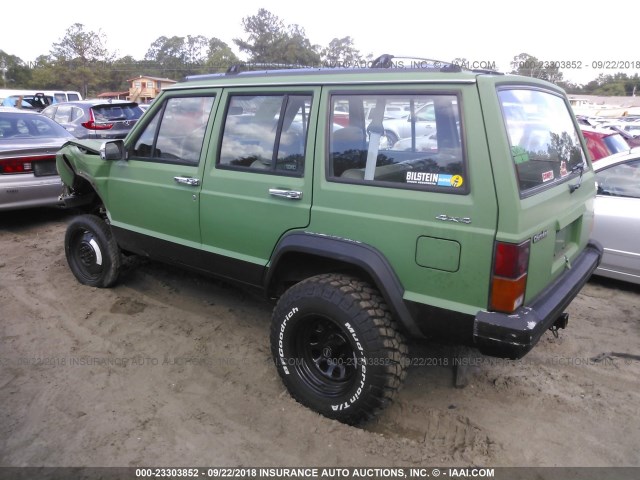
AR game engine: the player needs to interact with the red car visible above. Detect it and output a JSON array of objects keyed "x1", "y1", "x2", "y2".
[{"x1": 580, "y1": 126, "x2": 630, "y2": 161}]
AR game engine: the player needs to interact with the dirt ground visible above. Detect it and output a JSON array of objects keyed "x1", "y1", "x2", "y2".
[{"x1": 1, "y1": 207, "x2": 639, "y2": 468}]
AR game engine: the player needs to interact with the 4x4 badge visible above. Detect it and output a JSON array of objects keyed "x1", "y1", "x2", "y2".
[{"x1": 435, "y1": 214, "x2": 471, "y2": 224}]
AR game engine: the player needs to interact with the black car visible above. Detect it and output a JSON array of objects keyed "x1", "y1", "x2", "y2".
[
  {"x1": 2, "y1": 93, "x2": 52, "y2": 112},
  {"x1": 42, "y1": 100, "x2": 143, "y2": 140}
]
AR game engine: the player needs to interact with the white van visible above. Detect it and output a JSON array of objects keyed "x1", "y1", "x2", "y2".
[
  {"x1": 41, "y1": 90, "x2": 83, "y2": 103},
  {"x1": 0, "y1": 89, "x2": 82, "y2": 106}
]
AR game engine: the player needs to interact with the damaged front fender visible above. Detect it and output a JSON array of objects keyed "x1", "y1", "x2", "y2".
[{"x1": 55, "y1": 139, "x2": 110, "y2": 208}]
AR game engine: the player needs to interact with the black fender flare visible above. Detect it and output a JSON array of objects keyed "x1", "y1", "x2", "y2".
[{"x1": 265, "y1": 231, "x2": 423, "y2": 338}]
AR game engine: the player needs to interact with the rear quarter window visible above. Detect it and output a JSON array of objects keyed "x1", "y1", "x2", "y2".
[
  {"x1": 499, "y1": 88, "x2": 586, "y2": 195},
  {"x1": 328, "y1": 93, "x2": 466, "y2": 192}
]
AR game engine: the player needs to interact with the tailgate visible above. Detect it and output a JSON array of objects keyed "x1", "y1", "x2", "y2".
[{"x1": 479, "y1": 80, "x2": 596, "y2": 304}]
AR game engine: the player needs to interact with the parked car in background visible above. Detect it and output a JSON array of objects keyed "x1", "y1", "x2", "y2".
[
  {"x1": 382, "y1": 102, "x2": 436, "y2": 145},
  {"x1": 592, "y1": 151, "x2": 640, "y2": 284},
  {"x1": 42, "y1": 100, "x2": 144, "y2": 140},
  {"x1": 0, "y1": 107, "x2": 73, "y2": 210},
  {"x1": 1, "y1": 93, "x2": 52, "y2": 112},
  {"x1": 0, "y1": 89, "x2": 82, "y2": 106},
  {"x1": 579, "y1": 125, "x2": 630, "y2": 161}
]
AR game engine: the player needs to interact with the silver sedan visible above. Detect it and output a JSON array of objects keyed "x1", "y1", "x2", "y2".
[
  {"x1": 0, "y1": 107, "x2": 73, "y2": 210},
  {"x1": 592, "y1": 150, "x2": 640, "y2": 284}
]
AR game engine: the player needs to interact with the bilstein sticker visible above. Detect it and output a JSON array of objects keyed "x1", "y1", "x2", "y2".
[
  {"x1": 406, "y1": 172, "x2": 464, "y2": 188},
  {"x1": 406, "y1": 172, "x2": 440, "y2": 185}
]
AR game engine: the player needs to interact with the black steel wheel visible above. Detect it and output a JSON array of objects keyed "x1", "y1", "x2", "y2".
[
  {"x1": 65, "y1": 214, "x2": 120, "y2": 288},
  {"x1": 270, "y1": 273, "x2": 407, "y2": 425}
]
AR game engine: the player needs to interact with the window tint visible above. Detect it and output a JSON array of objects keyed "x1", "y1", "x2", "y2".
[
  {"x1": 218, "y1": 94, "x2": 311, "y2": 175},
  {"x1": 328, "y1": 94, "x2": 465, "y2": 191},
  {"x1": 132, "y1": 96, "x2": 215, "y2": 165},
  {"x1": 596, "y1": 159, "x2": 640, "y2": 199},
  {"x1": 500, "y1": 89, "x2": 586, "y2": 194}
]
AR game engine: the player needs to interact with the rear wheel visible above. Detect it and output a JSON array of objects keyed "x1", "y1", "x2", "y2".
[
  {"x1": 270, "y1": 273, "x2": 407, "y2": 425},
  {"x1": 65, "y1": 214, "x2": 120, "y2": 288}
]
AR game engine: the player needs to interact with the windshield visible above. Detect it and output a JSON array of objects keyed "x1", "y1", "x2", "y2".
[{"x1": 500, "y1": 89, "x2": 587, "y2": 194}]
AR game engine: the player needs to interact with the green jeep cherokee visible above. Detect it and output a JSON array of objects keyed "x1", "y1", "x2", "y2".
[{"x1": 56, "y1": 57, "x2": 602, "y2": 425}]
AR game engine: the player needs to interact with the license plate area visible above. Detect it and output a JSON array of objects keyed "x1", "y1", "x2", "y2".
[
  {"x1": 554, "y1": 218, "x2": 579, "y2": 259},
  {"x1": 33, "y1": 160, "x2": 58, "y2": 177}
]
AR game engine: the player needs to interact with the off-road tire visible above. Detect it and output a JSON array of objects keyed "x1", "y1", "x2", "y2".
[
  {"x1": 270, "y1": 273, "x2": 408, "y2": 425},
  {"x1": 65, "y1": 214, "x2": 121, "y2": 288}
]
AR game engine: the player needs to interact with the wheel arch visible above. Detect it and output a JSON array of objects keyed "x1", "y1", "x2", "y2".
[{"x1": 265, "y1": 232, "x2": 423, "y2": 338}]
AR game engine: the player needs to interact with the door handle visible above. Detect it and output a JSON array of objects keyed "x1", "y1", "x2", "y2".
[
  {"x1": 269, "y1": 188, "x2": 303, "y2": 200},
  {"x1": 174, "y1": 176, "x2": 200, "y2": 187}
]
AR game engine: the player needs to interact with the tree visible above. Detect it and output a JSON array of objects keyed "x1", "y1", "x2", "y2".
[
  {"x1": 510, "y1": 52, "x2": 563, "y2": 84},
  {"x1": 50, "y1": 23, "x2": 114, "y2": 97},
  {"x1": 233, "y1": 9, "x2": 320, "y2": 66},
  {"x1": 205, "y1": 38, "x2": 240, "y2": 72},
  {"x1": 183, "y1": 35, "x2": 210, "y2": 66},
  {"x1": 0, "y1": 50, "x2": 32, "y2": 87},
  {"x1": 321, "y1": 37, "x2": 363, "y2": 67}
]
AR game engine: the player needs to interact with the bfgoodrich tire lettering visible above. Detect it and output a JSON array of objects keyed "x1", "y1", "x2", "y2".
[
  {"x1": 270, "y1": 273, "x2": 407, "y2": 425},
  {"x1": 65, "y1": 214, "x2": 121, "y2": 288}
]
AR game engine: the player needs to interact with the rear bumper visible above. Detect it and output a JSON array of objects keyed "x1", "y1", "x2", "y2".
[
  {"x1": 473, "y1": 241, "x2": 603, "y2": 359},
  {"x1": 0, "y1": 175, "x2": 63, "y2": 211}
]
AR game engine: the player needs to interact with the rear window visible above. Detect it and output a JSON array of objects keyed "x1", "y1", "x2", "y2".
[
  {"x1": 92, "y1": 104, "x2": 143, "y2": 121},
  {"x1": 603, "y1": 133, "x2": 629, "y2": 155},
  {"x1": 500, "y1": 88, "x2": 586, "y2": 195},
  {"x1": 0, "y1": 113, "x2": 71, "y2": 139}
]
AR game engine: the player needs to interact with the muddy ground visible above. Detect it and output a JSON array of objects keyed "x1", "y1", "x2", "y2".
[{"x1": 1, "y1": 208, "x2": 639, "y2": 468}]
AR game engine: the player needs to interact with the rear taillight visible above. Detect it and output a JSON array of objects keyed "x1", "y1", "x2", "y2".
[
  {"x1": 490, "y1": 240, "x2": 530, "y2": 313},
  {"x1": 81, "y1": 109, "x2": 113, "y2": 130},
  {"x1": 0, "y1": 154, "x2": 56, "y2": 174}
]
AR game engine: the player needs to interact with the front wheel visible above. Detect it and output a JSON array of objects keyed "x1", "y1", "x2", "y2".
[
  {"x1": 270, "y1": 273, "x2": 407, "y2": 425},
  {"x1": 65, "y1": 214, "x2": 121, "y2": 288}
]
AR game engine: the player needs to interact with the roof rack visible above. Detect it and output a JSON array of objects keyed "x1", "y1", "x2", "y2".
[
  {"x1": 225, "y1": 62, "x2": 311, "y2": 75},
  {"x1": 183, "y1": 54, "x2": 502, "y2": 82},
  {"x1": 369, "y1": 54, "x2": 501, "y2": 74},
  {"x1": 369, "y1": 54, "x2": 463, "y2": 71},
  {"x1": 183, "y1": 62, "x2": 315, "y2": 82}
]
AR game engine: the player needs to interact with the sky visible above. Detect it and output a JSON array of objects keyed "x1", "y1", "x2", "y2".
[{"x1": 2, "y1": 0, "x2": 639, "y2": 86}]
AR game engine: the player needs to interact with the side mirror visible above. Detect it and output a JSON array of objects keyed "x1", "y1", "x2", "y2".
[{"x1": 100, "y1": 140, "x2": 126, "y2": 161}]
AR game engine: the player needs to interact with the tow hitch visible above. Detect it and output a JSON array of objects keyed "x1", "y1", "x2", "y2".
[{"x1": 549, "y1": 312, "x2": 569, "y2": 338}]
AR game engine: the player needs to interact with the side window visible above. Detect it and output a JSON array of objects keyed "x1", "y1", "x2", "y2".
[
  {"x1": 596, "y1": 160, "x2": 640, "y2": 199},
  {"x1": 328, "y1": 94, "x2": 466, "y2": 192},
  {"x1": 71, "y1": 107, "x2": 84, "y2": 122},
  {"x1": 54, "y1": 105, "x2": 72, "y2": 123},
  {"x1": 132, "y1": 96, "x2": 215, "y2": 165},
  {"x1": 218, "y1": 94, "x2": 312, "y2": 175}
]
